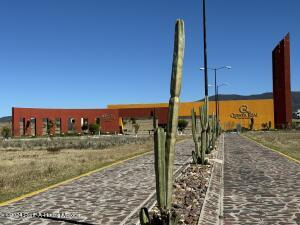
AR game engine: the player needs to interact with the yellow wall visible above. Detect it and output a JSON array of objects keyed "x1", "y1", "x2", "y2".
[{"x1": 108, "y1": 99, "x2": 274, "y2": 130}]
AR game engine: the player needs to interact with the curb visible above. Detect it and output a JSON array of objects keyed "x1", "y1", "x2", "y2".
[
  {"x1": 0, "y1": 138, "x2": 189, "y2": 208},
  {"x1": 242, "y1": 134, "x2": 300, "y2": 164},
  {"x1": 198, "y1": 134, "x2": 224, "y2": 225}
]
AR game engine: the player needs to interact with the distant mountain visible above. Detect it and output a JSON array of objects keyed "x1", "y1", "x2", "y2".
[
  {"x1": 0, "y1": 116, "x2": 11, "y2": 123},
  {"x1": 198, "y1": 91, "x2": 300, "y2": 112}
]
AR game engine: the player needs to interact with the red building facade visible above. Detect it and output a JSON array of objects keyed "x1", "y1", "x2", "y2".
[
  {"x1": 12, "y1": 108, "x2": 121, "y2": 136},
  {"x1": 12, "y1": 107, "x2": 169, "y2": 137},
  {"x1": 272, "y1": 33, "x2": 292, "y2": 128}
]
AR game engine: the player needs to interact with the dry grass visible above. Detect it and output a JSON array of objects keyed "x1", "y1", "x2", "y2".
[
  {"x1": 0, "y1": 140, "x2": 153, "y2": 203},
  {"x1": 244, "y1": 131, "x2": 300, "y2": 161},
  {"x1": 0, "y1": 135, "x2": 190, "y2": 203}
]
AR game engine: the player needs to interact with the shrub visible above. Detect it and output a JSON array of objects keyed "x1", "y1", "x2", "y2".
[
  {"x1": 178, "y1": 119, "x2": 188, "y2": 132},
  {"x1": 81, "y1": 124, "x2": 89, "y2": 132},
  {"x1": 88, "y1": 124, "x2": 99, "y2": 135},
  {"x1": 130, "y1": 118, "x2": 136, "y2": 124},
  {"x1": 133, "y1": 123, "x2": 140, "y2": 135},
  {"x1": 1, "y1": 127, "x2": 11, "y2": 139},
  {"x1": 249, "y1": 118, "x2": 254, "y2": 130}
]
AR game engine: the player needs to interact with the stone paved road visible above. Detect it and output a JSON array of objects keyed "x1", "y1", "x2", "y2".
[
  {"x1": 0, "y1": 139, "x2": 193, "y2": 225},
  {"x1": 223, "y1": 134, "x2": 300, "y2": 225}
]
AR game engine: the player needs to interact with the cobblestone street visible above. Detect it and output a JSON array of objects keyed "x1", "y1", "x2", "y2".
[
  {"x1": 223, "y1": 134, "x2": 300, "y2": 225},
  {"x1": 0, "y1": 140, "x2": 193, "y2": 225}
]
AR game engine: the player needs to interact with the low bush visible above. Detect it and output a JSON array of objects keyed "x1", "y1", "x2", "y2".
[
  {"x1": 89, "y1": 124, "x2": 99, "y2": 135},
  {"x1": 178, "y1": 119, "x2": 188, "y2": 132},
  {"x1": 1, "y1": 127, "x2": 11, "y2": 139}
]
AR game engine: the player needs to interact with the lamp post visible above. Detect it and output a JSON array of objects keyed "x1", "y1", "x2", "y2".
[
  {"x1": 201, "y1": 0, "x2": 210, "y2": 127},
  {"x1": 216, "y1": 82, "x2": 229, "y2": 124},
  {"x1": 200, "y1": 66, "x2": 231, "y2": 121}
]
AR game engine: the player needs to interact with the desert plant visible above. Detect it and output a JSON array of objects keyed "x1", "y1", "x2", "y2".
[
  {"x1": 177, "y1": 119, "x2": 188, "y2": 133},
  {"x1": 191, "y1": 108, "x2": 201, "y2": 164},
  {"x1": 200, "y1": 99, "x2": 209, "y2": 164},
  {"x1": 88, "y1": 123, "x2": 99, "y2": 135},
  {"x1": 140, "y1": 19, "x2": 185, "y2": 225},
  {"x1": 133, "y1": 123, "x2": 140, "y2": 136},
  {"x1": 249, "y1": 118, "x2": 254, "y2": 130},
  {"x1": 210, "y1": 114, "x2": 216, "y2": 150},
  {"x1": 130, "y1": 118, "x2": 136, "y2": 124},
  {"x1": 47, "y1": 120, "x2": 54, "y2": 135},
  {"x1": 81, "y1": 124, "x2": 88, "y2": 132},
  {"x1": 1, "y1": 126, "x2": 11, "y2": 139}
]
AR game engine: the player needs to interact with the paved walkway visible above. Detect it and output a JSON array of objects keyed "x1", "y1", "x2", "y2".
[
  {"x1": 0, "y1": 140, "x2": 193, "y2": 225},
  {"x1": 223, "y1": 134, "x2": 300, "y2": 225}
]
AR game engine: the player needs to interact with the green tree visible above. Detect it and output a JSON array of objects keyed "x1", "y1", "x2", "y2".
[
  {"x1": 133, "y1": 123, "x2": 140, "y2": 136},
  {"x1": 88, "y1": 123, "x2": 99, "y2": 135},
  {"x1": 178, "y1": 119, "x2": 188, "y2": 133}
]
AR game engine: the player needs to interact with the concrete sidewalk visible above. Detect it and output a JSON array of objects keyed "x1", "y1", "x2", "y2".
[{"x1": 0, "y1": 140, "x2": 193, "y2": 225}]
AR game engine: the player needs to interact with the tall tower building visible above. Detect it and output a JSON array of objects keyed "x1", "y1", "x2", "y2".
[{"x1": 272, "y1": 33, "x2": 292, "y2": 128}]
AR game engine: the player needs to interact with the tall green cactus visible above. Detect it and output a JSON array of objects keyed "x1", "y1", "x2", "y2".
[
  {"x1": 206, "y1": 120, "x2": 211, "y2": 154},
  {"x1": 140, "y1": 19, "x2": 185, "y2": 225},
  {"x1": 210, "y1": 114, "x2": 216, "y2": 150},
  {"x1": 200, "y1": 97, "x2": 209, "y2": 164},
  {"x1": 191, "y1": 108, "x2": 201, "y2": 164}
]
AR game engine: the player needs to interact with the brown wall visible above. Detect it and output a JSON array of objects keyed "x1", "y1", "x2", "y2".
[
  {"x1": 272, "y1": 33, "x2": 292, "y2": 128},
  {"x1": 12, "y1": 108, "x2": 120, "y2": 137}
]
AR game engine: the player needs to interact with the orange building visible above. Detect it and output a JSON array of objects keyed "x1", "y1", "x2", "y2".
[{"x1": 108, "y1": 99, "x2": 274, "y2": 130}]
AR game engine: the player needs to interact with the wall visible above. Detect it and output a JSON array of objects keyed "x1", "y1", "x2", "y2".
[
  {"x1": 109, "y1": 99, "x2": 275, "y2": 130},
  {"x1": 12, "y1": 108, "x2": 120, "y2": 137}
]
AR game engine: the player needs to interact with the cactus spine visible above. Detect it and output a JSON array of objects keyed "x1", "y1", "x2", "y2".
[{"x1": 140, "y1": 19, "x2": 185, "y2": 225}]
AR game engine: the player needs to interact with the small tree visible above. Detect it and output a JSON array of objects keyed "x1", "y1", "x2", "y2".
[
  {"x1": 1, "y1": 126, "x2": 11, "y2": 139},
  {"x1": 81, "y1": 124, "x2": 89, "y2": 132},
  {"x1": 130, "y1": 118, "x2": 136, "y2": 124},
  {"x1": 47, "y1": 120, "x2": 54, "y2": 135},
  {"x1": 249, "y1": 118, "x2": 254, "y2": 130},
  {"x1": 261, "y1": 122, "x2": 268, "y2": 130},
  {"x1": 178, "y1": 119, "x2": 188, "y2": 134},
  {"x1": 89, "y1": 123, "x2": 99, "y2": 135},
  {"x1": 133, "y1": 123, "x2": 140, "y2": 136}
]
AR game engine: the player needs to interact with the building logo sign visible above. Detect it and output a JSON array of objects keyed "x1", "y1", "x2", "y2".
[
  {"x1": 101, "y1": 114, "x2": 115, "y2": 121},
  {"x1": 230, "y1": 105, "x2": 258, "y2": 119}
]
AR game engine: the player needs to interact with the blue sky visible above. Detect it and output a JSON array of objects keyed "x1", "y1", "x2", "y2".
[{"x1": 0, "y1": 0, "x2": 299, "y2": 117}]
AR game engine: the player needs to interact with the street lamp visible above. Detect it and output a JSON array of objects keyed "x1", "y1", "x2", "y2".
[
  {"x1": 216, "y1": 82, "x2": 229, "y2": 122},
  {"x1": 200, "y1": 66, "x2": 231, "y2": 121}
]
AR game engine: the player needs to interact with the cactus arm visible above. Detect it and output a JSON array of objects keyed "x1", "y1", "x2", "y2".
[
  {"x1": 154, "y1": 127, "x2": 166, "y2": 209},
  {"x1": 165, "y1": 19, "x2": 185, "y2": 209},
  {"x1": 191, "y1": 108, "x2": 197, "y2": 143}
]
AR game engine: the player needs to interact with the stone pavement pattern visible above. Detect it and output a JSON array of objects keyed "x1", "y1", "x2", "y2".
[
  {"x1": 223, "y1": 134, "x2": 300, "y2": 225},
  {"x1": 0, "y1": 139, "x2": 193, "y2": 225}
]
